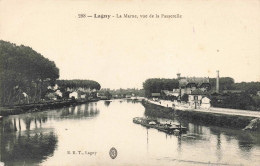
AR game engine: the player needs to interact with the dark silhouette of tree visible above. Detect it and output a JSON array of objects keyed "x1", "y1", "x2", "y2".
[
  {"x1": 143, "y1": 78, "x2": 179, "y2": 97},
  {"x1": 56, "y1": 79, "x2": 101, "y2": 91},
  {"x1": 98, "y1": 88, "x2": 145, "y2": 98},
  {"x1": 104, "y1": 91, "x2": 112, "y2": 99},
  {"x1": 231, "y1": 82, "x2": 260, "y2": 95},
  {"x1": 181, "y1": 94, "x2": 189, "y2": 102},
  {"x1": 56, "y1": 79, "x2": 101, "y2": 98},
  {"x1": 0, "y1": 40, "x2": 59, "y2": 105},
  {"x1": 209, "y1": 77, "x2": 234, "y2": 91}
]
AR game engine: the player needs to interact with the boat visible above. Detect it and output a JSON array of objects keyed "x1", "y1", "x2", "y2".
[
  {"x1": 133, "y1": 117, "x2": 158, "y2": 128},
  {"x1": 173, "y1": 129, "x2": 180, "y2": 135},
  {"x1": 133, "y1": 117, "x2": 143, "y2": 124},
  {"x1": 133, "y1": 117, "x2": 187, "y2": 134}
]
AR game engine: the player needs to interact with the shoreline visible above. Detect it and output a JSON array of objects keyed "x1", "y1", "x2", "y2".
[
  {"x1": 142, "y1": 100, "x2": 260, "y2": 131},
  {"x1": 0, "y1": 99, "x2": 99, "y2": 117}
]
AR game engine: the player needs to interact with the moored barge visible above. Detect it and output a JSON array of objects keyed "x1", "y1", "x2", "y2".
[{"x1": 133, "y1": 117, "x2": 187, "y2": 134}]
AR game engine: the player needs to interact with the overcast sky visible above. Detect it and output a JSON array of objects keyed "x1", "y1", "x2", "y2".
[{"x1": 1, "y1": 0, "x2": 259, "y2": 89}]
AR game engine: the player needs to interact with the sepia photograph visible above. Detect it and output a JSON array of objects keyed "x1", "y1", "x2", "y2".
[{"x1": 0, "y1": 0, "x2": 260, "y2": 165}]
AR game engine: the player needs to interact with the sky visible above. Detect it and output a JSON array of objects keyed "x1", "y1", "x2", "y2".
[{"x1": 1, "y1": 0, "x2": 260, "y2": 89}]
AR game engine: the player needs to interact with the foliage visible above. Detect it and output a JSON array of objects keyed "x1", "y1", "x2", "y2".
[
  {"x1": 143, "y1": 78, "x2": 179, "y2": 97},
  {"x1": 181, "y1": 94, "x2": 189, "y2": 102},
  {"x1": 0, "y1": 40, "x2": 59, "y2": 105},
  {"x1": 99, "y1": 88, "x2": 145, "y2": 97},
  {"x1": 252, "y1": 96, "x2": 260, "y2": 108},
  {"x1": 209, "y1": 77, "x2": 234, "y2": 91},
  {"x1": 231, "y1": 82, "x2": 260, "y2": 95},
  {"x1": 211, "y1": 92, "x2": 255, "y2": 110},
  {"x1": 104, "y1": 91, "x2": 112, "y2": 99},
  {"x1": 56, "y1": 79, "x2": 101, "y2": 91}
]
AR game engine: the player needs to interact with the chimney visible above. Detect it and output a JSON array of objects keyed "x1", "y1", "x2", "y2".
[
  {"x1": 216, "y1": 70, "x2": 219, "y2": 93},
  {"x1": 177, "y1": 73, "x2": 181, "y2": 79}
]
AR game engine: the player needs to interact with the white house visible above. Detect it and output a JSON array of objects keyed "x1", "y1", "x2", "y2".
[
  {"x1": 80, "y1": 94, "x2": 86, "y2": 99},
  {"x1": 200, "y1": 97, "x2": 211, "y2": 109},
  {"x1": 47, "y1": 84, "x2": 59, "y2": 90},
  {"x1": 55, "y1": 90, "x2": 62, "y2": 97},
  {"x1": 188, "y1": 89, "x2": 210, "y2": 109},
  {"x1": 69, "y1": 91, "x2": 79, "y2": 99}
]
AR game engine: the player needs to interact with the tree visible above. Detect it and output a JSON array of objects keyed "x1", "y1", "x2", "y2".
[
  {"x1": 0, "y1": 40, "x2": 59, "y2": 105},
  {"x1": 56, "y1": 79, "x2": 101, "y2": 92},
  {"x1": 209, "y1": 77, "x2": 234, "y2": 91},
  {"x1": 104, "y1": 91, "x2": 112, "y2": 100},
  {"x1": 181, "y1": 94, "x2": 189, "y2": 102},
  {"x1": 231, "y1": 82, "x2": 260, "y2": 95},
  {"x1": 56, "y1": 79, "x2": 101, "y2": 100},
  {"x1": 143, "y1": 78, "x2": 179, "y2": 97}
]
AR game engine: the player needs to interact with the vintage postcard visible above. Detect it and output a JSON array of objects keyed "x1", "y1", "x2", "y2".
[{"x1": 0, "y1": 0, "x2": 260, "y2": 166}]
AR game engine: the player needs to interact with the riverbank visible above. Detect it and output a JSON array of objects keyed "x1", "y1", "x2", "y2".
[
  {"x1": 142, "y1": 100, "x2": 260, "y2": 131},
  {"x1": 0, "y1": 99, "x2": 99, "y2": 117}
]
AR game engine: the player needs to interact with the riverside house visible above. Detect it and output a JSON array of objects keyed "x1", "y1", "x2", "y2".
[{"x1": 188, "y1": 89, "x2": 210, "y2": 109}]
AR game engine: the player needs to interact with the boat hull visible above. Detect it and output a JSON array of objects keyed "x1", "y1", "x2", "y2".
[{"x1": 133, "y1": 117, "x2": 187, "y2": 134}]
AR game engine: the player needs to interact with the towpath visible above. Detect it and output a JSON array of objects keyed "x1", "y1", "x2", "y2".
[
  {"x1": 175, "y1": 106, "x2": 260, "y2": 118},
  {"x1": 146, "y1": 99, "x2": 260, "y2": 118}
]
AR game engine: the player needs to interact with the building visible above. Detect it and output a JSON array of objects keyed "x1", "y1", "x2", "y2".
[
  {"x1": 201, "y1": 97, "x2": 211, "y2": 109},
  {"x1": 178, "y1": 76, "x2": 211, "y2": 90},
  {"x1": 69, "y1": 91, "x2": 79, "y2": 99},
  {"x1": 125, "y1": 94, "x2": 132, "y2": 98},
  {"x1": 172, "y1": 89, "x2": 180, "y2": 97},
  {"x1": 188, "y1": 89, "x2": 210, "y2": 109},
  {"x1": 151, "y1": 93, "x2": 161, "y2": 101},
  {"x1": 173, "y1": 73, "x2": 211, "y2": 98},
  {"x1": 97, "y1": 93, "x2": 108, "y2": 99}
]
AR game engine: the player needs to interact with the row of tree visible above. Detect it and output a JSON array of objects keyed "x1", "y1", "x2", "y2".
[
  {"x1": 209, "y1": 77, "x2": 234, "y2": 91},
  {"x1": 56, "y1": 79, "x2": 101, "y2": 99},
  {"x1": 99, "y1": 88, "x2": 145, "y2": 97},
  {"x1": 211, "y1": 93, "x2": 257, "y2": 110},
  {"x1": 143, "y1": 77, "x2": 259, "y2": 97},
  {"x1": 0, "y1": 41, "x2": 102, "y2": 105},
  {"x1": 0, "y1": 40, "x2": 59, "y2": 105},
  {"x1": 56, "y1": 80, "x2": 101, "y2": 91},
  {"x1": 143, "y1": 78, "x2": 179, "y2": 97},
  {"x1": 231, "y1": 82, "x2": 260, "y2": 95}
]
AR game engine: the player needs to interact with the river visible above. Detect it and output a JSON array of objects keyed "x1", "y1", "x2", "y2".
[{"x1": 0, "y1": 100, "x2": 260, "y2": 166}]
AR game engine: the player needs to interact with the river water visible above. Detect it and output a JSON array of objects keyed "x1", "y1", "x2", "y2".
[{"x1": 0, "y1": 100, "x2": 260, "y2": 166}]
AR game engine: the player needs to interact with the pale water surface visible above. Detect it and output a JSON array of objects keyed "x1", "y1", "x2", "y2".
[{"x1": 0, "y1": 100, "x2": 260, "y2": 166}]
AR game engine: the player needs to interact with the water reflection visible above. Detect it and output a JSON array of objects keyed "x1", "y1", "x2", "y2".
[
  {"x1": 59, "y1": 104, "x2": 99, "y2": 119},
  {"x1": 210, "y1": 127, "x2": 260, "y2": 152},
  {"x1": 144, "y1": 105, "x2": 260, "y2": 165},
  {"x1": 0, "y1": 122, "x2": 57, "y2": 166},
  {"x1": 0, "y1": 103, "x2": 99, "y2": 132},
  {"x1": 144, "y1": 106, "x2": 260, "y2": 148},
  {"x1": 0, "y1": 103, "x2": 100, "y2": 165},
  {"x1": 126, "y1": 99, "x2": 139, "y2": 104},
  {"x1": 0, "y1": 101, "x2": 259, "y2": 166},
  {"x1": 104, "y1": 101, "x2": 111, "y2": 107}
]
